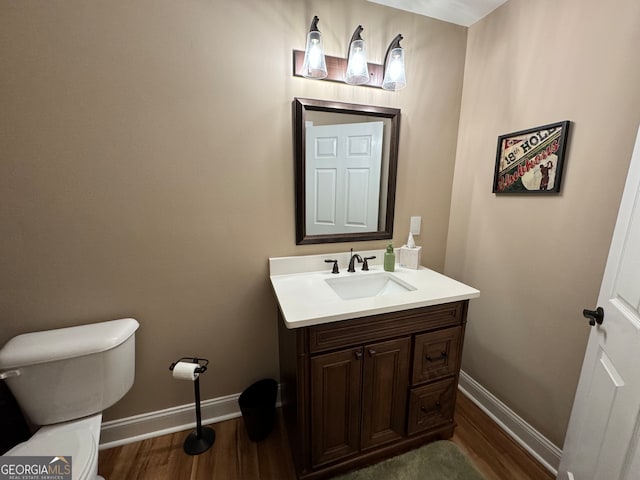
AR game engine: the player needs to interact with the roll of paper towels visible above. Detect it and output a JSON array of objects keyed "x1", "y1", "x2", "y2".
[{"x1": 172, "y1": 361, "x2": 199, "y2": 381}]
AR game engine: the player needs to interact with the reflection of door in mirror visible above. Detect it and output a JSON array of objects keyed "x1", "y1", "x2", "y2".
[{"x1": 305, "y1": 121, "x2": 384, "y2": 235}]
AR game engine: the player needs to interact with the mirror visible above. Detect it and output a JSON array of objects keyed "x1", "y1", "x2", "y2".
[{"x1": 293, "y1": 97, "x2": 401, "y2": 245}]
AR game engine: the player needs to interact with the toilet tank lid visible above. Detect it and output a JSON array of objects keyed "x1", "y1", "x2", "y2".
[{"x1": 0, "y1": 318, "x2": 140, "y2": 369}]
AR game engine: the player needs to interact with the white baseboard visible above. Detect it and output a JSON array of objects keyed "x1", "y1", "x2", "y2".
[
  {"x1": 458, "y1": 370, "x2": 562, "y2": 477},
  {"x1": 99, "y1": 388, "x2": 281, "y2": 450}
]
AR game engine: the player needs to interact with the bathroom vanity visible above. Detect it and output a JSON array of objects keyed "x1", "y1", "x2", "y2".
[{"x1": 270, "y1": 251, "x2": 479, "y2": 479}]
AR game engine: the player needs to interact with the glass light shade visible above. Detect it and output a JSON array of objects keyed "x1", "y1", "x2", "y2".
[
  {"x1": 382, "y1": 47, "x2": 406, "y2": 91},
  {"x1": 345, "y1": 39, "x2": 370, "y2": 85},
  {"x1": 302, "y1": 31, "x2": 327, "y2": 79}
]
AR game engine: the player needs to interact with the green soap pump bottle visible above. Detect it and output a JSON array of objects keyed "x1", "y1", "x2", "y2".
[{"x1": 384, "y1": 243, "x2": 395, "y2": 272}]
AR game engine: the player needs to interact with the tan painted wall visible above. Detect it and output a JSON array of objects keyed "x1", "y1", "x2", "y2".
[
  {"x1": 0, "y1": 0, "x2": 466, "y2": 420},
  {"x1": 446, "y1": 0, "x2": 640, "y2": 447}
]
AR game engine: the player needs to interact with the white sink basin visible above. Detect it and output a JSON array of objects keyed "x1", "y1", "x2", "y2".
[{"x1": 325, "y1": 272, "x2": 416, "y2": 300}]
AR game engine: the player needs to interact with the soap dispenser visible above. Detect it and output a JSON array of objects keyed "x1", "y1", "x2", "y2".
[{"x1": 384, "y1": 242, "x2": 395, "y2": 272}]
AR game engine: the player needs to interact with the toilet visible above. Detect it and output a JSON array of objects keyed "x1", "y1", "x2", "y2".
[{"x1": 0, "y1": 318, "x2": 139, "y2": 480}]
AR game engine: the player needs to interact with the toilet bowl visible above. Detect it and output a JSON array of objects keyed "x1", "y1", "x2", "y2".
[
  {"x1": 0, "y1": 318, "x2": 139, "y2": 480},
  {"x1": 5, "y1": 414, "x2": 102, "y2": 480}
]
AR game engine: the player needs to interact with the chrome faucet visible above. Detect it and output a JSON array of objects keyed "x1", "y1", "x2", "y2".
[{"x1": 347, "y1": 249, "x2": 363, "y2": 272}]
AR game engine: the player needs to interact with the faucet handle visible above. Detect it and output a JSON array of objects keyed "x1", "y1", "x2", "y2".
[
  {"x1": 362, "y1": 256, "x2": 376, "y2": 271},
  {"x1": 324, "y1": 259, "x2": 339, "y2": 274}
]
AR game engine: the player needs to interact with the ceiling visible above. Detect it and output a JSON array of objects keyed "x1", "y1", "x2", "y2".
[{"x1": 367, "y1": 0, "x2": 508, "y2": 27}]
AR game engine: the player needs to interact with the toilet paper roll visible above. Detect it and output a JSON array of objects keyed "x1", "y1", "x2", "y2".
[{"x1": 172, "y1": 361, "x2": 200, "y2": 381}]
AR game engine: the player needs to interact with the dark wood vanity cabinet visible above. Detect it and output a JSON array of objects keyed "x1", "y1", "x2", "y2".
[{"x1": 278, "y1": 300, "x2": 468, "y2": 480}]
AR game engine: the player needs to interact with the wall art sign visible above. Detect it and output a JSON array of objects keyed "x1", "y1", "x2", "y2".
[{"x1": 492, "y1": 120, "x2": 570, "y2": 194}]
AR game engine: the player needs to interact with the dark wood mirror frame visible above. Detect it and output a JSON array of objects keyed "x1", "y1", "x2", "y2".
[{"x1": 293, "y1": 97, "x2": 401, "y2": 245}]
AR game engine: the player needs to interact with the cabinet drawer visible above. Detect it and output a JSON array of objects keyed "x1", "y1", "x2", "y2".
[
  {"x1": 308, "y1": 302, "x2": 464, "y2": 354},
  {"x1": 407, "y1": 377, "x2": 456, "y2": 435},
  {"x1": 412, "y1": 326, "x2": 461, "y2": 385}
]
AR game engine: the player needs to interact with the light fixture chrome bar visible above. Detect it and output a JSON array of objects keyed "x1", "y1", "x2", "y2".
[{"x1": 294, "y1": 16, "x2": 406, "y2": 91}]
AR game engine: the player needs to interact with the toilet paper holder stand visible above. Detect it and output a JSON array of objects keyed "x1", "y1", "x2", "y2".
[{"x1": 169, "y1": 357, "x2": 215, "y2": 455}]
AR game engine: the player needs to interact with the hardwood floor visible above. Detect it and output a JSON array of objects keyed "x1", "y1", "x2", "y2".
[
  {"x1": 98, "y1": 391, "x2": 556, "y2": 480},
  {"x1": 452, "y1": 393, "x2": 555, "y2": 480}
]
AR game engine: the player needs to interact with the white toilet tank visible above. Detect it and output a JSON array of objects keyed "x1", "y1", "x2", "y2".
[{"x1": 0, "y1": 318, "x2": 139, "y2": 426}]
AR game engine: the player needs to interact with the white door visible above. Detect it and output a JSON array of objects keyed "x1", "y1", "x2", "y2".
[
  {"x1": 558, "y1": 124, "x2": 640, "y2": 480},
  {"x1": 305, "y1": 121, "x2": 383, "y2": 235}
]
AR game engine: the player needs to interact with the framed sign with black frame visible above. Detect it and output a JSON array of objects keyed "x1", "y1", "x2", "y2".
[{"x1": 492, "y1": 120, "x2": 571, "y2": 194}]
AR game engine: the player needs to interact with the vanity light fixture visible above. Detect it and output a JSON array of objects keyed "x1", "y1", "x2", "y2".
[
  {"x1": 293, "y1": 16, "x2": 406, "y2": 90},
  {"x1": 382, "y1": 34, "x2": 407, "y2": 91},
  {"x1": 301, "y1": 16, "x2": 327, "y2": 79},
  {"x1": 345, "y1": 25, "x2": 370, "y2": 85}
]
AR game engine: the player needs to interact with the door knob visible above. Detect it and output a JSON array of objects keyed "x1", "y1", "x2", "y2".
[{"x1": 583, "y1": 307, "x2": 604, "y2": 326}]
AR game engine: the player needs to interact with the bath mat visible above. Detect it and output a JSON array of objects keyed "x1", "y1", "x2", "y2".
[{"x1": 331, "y1": 440, "x2": 485, "y2": 480}]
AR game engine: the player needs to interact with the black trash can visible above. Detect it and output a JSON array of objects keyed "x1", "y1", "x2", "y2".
[{"x1": 238, "y1": 378, "x2": 278, "y2": 442}]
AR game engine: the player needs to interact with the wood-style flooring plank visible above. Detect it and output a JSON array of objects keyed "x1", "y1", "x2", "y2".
[
  {"x1": 453, "y1": 393, "x2": 555, "y2": 480},
  {"x1": 100, "y1": 431, "x2": 195, "y2": 480},
  {"x1": 99, "y1": 391, "x2": 555, "y2": 480},
  {"x1": 255, "y1": 412, "x2": 297, "y2": 479}
]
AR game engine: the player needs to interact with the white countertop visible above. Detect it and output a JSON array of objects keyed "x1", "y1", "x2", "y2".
[{"x1": 269, "y1": 250, "x2": 480, "y2": 329}]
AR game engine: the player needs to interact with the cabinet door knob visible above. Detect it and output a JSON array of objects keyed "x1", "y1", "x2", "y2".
[
  {"x1": 354, "y1": 351, "x2": 363, "y2": 359},
  {"x1": 368, "y1": 349, "x2": 376, "y2": 356}
]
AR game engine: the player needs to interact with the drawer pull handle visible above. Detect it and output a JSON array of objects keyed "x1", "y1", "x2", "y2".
[
  {"x1": 426, "y1": 351, "x2": 448, "y2": 362},
  {"x1": 420, "y1": 401, "x2": 441, "y2": 413}
]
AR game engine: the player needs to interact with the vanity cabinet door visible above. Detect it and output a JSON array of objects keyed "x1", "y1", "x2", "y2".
[
  {"x1": 361, "y1": 337, "x2": 410, "y2": 450},
  {"x1": 310, "y1": 348, "x2": 363, "y2": 467}
]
